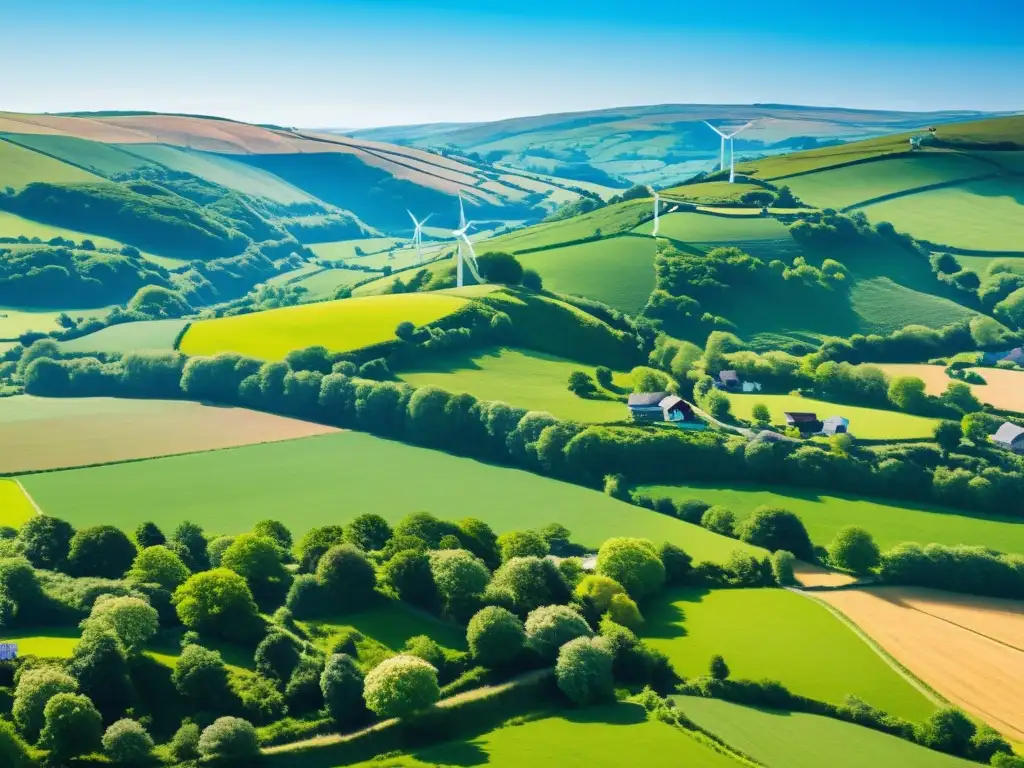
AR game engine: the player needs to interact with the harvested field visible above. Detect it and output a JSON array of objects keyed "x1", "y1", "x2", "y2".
[
  {"x1": 792, "y1": 562, "x2": 859, "y2": 588},
  {"x1": 0, "y1": 479, "x2": 37, "y2": 527},
  {"x1": 0, "y1": 396, "x2": 339, "y2": 473},
  {"x1": 814, "y1": 586, "x2": 1024, "y2": 741},
  {"x1": 878, "y1": 363, "x2": 1024, "y2": 414}
]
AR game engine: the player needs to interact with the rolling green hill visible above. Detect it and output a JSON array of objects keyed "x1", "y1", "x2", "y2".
[{"x1": 0, "y1": 138, "x2": 102, "y2": 189}]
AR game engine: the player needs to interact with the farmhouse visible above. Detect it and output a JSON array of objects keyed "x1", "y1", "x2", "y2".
[
  {"x1": 991, "y1": 422, "x2": 1024, "y2": 453},
  {"x1": 626, "y1": 392, "x2": 697, "y2": 425},
  {"x1": 784, "y1": 412, "x2": 822, "y2": 433},
  {"x1": 717, "y1": 370, "x2": 762, "y2": 393},
  {"x1": 981, "y1": 347, "x2": 1024, "y2": 366},
  {"x1": 660, "y1": 395, "x2": 695, "y2": 423},
  {"x1": 821, "y1": 416, "x2": 850, "y2": 436}
]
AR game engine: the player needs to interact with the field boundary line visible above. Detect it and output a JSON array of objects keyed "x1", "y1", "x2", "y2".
[
  {"x1": 786, "y1": 587, "x2": 948, "y2": 707},
  {"x1": 14, "y1": 479, "x2": 43, "y2": 516},
  {"x1": 843, "y1": 172, "x2": 1000, "y2": 213}
]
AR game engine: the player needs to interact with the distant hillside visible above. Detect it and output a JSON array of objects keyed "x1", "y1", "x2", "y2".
[{"x1": 348, "y1": 104, "x2": 1007, "y2": 188}]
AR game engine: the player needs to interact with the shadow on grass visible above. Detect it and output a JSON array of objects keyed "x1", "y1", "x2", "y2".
[
  {"x1": 414, "y1": 738, "x2": 490, "y2": 766},
  {"x1": 638, "y1": 587, "x2": 712, "y2": 640}
]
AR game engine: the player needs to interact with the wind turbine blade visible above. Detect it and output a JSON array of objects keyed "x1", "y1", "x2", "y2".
[
  {"x1": 421, "y1": 213, "x2": 433, "y2": 227},
  {"x1": 726, "y1": 120, "x2": 758, "y2": 139},
  {"x1": 407, "y1": 210, "x2": 419, "y2": 228},
  {"x1": 703, "y1": 121, "x2": 727, "y2": 138},
  {"x1": 458, "y1": 191, "x2": 466, "y2": 229}
]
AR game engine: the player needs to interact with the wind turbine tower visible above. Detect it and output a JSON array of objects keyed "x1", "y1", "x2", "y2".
[
  {"x1": 726, "y1": 121, "x2": 758, "y2": 183},
  {"x1": 648, "y1": 186, "x2": 661, "y2": 237},
  {"x1": 452, "y1": 192, "x2": 484, "y2": 288},
  {"x1": 407, "y1": 210, "x2": 433, "y2": 264},
  {"x1": 703, "y1": 121, "x2": 728, "y2": 172}
]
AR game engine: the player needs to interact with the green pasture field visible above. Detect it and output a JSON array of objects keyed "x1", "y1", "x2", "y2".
[
  {"x1": 493, "y1": 164, "x2": 621, "y2": 199},
  {"x1": 846, "y1": 276, "x2": 979, "y2": 335},
  {"x1": 0, "y1": 479, "x2": 37, "y2": 528},
  {"x1": 119, "y1": 144, "x2": 317, "y2": 204},
  {"x1": 0, "y1": 209, "x2": 124, "y2": 250},
  {"x1": 265, "y1": 263, "x2": 323, "y2": 286},
  {"x1": 738, "y1": 134, "x2": 910, "y2": 179},
  {"x1": 398, "y1": 346, "x2": 628, "y2": 423},
  {"x1": 0, "y1": 627, "x2": 80, "y2": 659},
  {"x1": 858, "y1": 178, "x2": 1024, "y2": 251},
  {"x1": 347, "y1": 243, "x2": 452, "y2": 272},
  {"x1": 179, "y1": 290, "x2": 478, "y2": 361},
  {"x1": 292, "y1": 268, "x2": 372, "y2": 300},
  {"x1": 343, "y1": 704, "x2": 743, "y2": 768},
  {"x1": 724, "y1": 392, "x2": 940, "y2": 440},
  {"x1": 954, "y1": 254, "x2": 1024, "y2": 281},
  {"x1": 2, "y1": 133, "x2": 153, "y2": 176},
  {"x1": 662, "y1": 180, "x2": 763, "y2": 203},
  {"x1": 633, "y1": 211, "x2": 791, "y2": 242},
  {"x1": 483, "y1": 199, "x2": 650, "y2": 253},
  {"x1": 642, "y1": 588, "x2": 936, "y2": 721},
  {"x1": 58, "y1": 318, "x2": 189, "y2": 354},
  {"x1": 0, "y1": 137, "x2": 102, "y2": 189},
  {"x1": 782, "y1": 154, "x2": 997, "y2": 210},
  {"x1": 978, "y1": 150, "x2": 1024, "y2": 172},
  {"x1": 636, "y1": 481, "x2": 1024, "y2": 554},
  {"x1": 21, "y1": 431, "x2": 761, "y2": 564},
  {"x1": 516, "y1": 235, "x2": 657, "y2": 313},
  {"x1": 310, "y1": 238, "x2": 405, "y2": 261},
  {"x1": 674, "y1": 697, "x2": 974, "y2": 768},
  {"x1": 0, "y1": 305, "x2": 116, "y2": 339}
]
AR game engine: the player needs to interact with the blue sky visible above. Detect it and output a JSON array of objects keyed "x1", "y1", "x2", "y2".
[{"x1": 2, "y1": 0, "x2": 1021, "y2": 127}]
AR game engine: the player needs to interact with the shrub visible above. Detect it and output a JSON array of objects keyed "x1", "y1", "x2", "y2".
[
  {"x1": 171, "y1": 521, "x2": 210, "y2": 572},
  {"x1": 321, "y1": 653, "x2": 367, "y2": 727},
  {"x1": 488, "y1": 556, "x2": 571, "y2": 615},
  {"x1": 675, "y1": 499, "x2": 711, "y2": 525},
  {"x1": 771, "y1": 550, "x2": 797, "y2": 586},
  {"x1": 39, "y1": 693, "x2": 103, "y2": 763},
  {"x1": 103, "y1": 719, "x2": 154, "y2": 765},
  {"x1": 0, "y1": 720, "x2": 29, "y2": 768},
  {"x1": 606, "y1": 593, "x2": 643, "y2": 629},
  {"x1": 83, "y1": 595, "x2": 159, "y2": 654},
  {"x1": 12, "y1": 667, "x2": 78, "y2": 741},
  {"x1": 284, "y1": 573, "x2": 324, "y2": 619},
  {"x1": 173, "y1": 568, "x2": 262, "y2": 642},
  {"x1": 555, "y1": 636, "x2": 614, "y2": 705},
  {"x1": 168, "y1": 722, "x2": 200, "y2": 763},
  {"x1": 466, "y1": 606, "x2": 526, "y2": 667},
  {"x1": 828, "y1": 527, "x2": 880, "y2": 575},
  {"x1": 317, "y1": 544, "x2": 377, "y2": 612},
  {"x1": 709, "y1": 654, "x2": 730, "y2": 680},
  {"x1": 457, "y1": 518, "x2": 501, "y2": 568},
  {"x1": 173, "y1": 644, "x2": 231, "y2": 704},
  {"x1": 914, "y1": 707, "x2": 976, "y2": 757},
  {"x1": 595, "y1": 537, "x2": 666, "y2": 600},
  {"x1": 221, "y1": 533, "x2": 292, "y2": 608},
  {"x1": 68, "y1": 627, "x2": 134, "y2": 720},
  {"x1": 429, "y1": 549, "x2": 491, "y2": 618},
  {"x1": 17, "y1": 515, "x2": 74, "y2": 569},
  {"x1": 737, "y1": 506, "x2": 814, "y2": 560},
  {"x1": 197, "y1": 717, "x2": 260, "y2": 763},
  {"x1": 134, "y1": 522, "x2": 165, "y2": 549},
  {"x1": 66, "y1": 525, "x2": 137, "y2": 578},
  {"x1": 295, "y1": 525, "x2": 346, "y2": 573},
  {"x1": 497, "y1": 530, "x2": 549, "y2": 562},
  {"x1": 658, "y1": 542, "x2": 692, "y2": 585},
  {"x1": 127, "y1": 545, "x2": 190, "y2": 590},
  {"x1": 700, "y1": 506, "x2": 736, "y2": 537},
  {"x1": 285, "y1": 655, "x2": 326, "y2": 715},
  {"x1": 363, "y1": 655, "x2": 440, "y2": 718},
  {"x1": 345, "y1": 513, "x2": 393, "y2": 552},
  {"x1": 574, "y1": 574, "x2": 626, "y2": 615},
  {"x1": 557, "y1": 557, "x2": 585, "y2": 589},
  {"x1": 382, "y1": 549, "x2": 439, "y2": 611},
  {"x1": 568, "y1": 370, "x2": 597, "y2": 396},
  {"x1": 525, "y1": 604, "x2": 593, "y2": 660},
  {"x1": 403, "y1": 635, "x2": 446, "y2": 672},
  {"x1": 254, "y1": 631, "x2": 302, "y2": 683}
]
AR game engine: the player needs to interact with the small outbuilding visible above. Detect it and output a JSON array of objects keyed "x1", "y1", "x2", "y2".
[
  {"x1": 628, "y1": 392, "x2": 671, "y2": 422},
  {"x1": 992, "y1": 422, "x2": 1024, "y2": 453},
  {"x1": 659, "y1": 395, "x2": 695, "y2": 423},
  {"x1": 784, "y1": 412, "x2": 821, "y2": 433},
  {"x1": 719, "y1": 371, "x2": 741, "y2": 390},
  {"x1": 821, "y1": 416, "x2": 850, "y2": 436}
]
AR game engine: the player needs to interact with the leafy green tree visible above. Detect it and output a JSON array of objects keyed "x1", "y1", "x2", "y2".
[
  {"x1": 197, "y1": 717, "x2": 260, "y2": 763},
  {"x1": 429, "y1": 549, "x2": 490, "y2": 619},
  {"x1": 457, "y1": 518, "x2": 500, "y2": 568},
  {"x1": 18, "y1": 515, "x2": 74, "y2": 569},
  {"x1": 295, "y1": 525, "x2": 346, "y2": 573},
  {"x1": 173, "y1": 645, "x2": 231, "y2": 704},
  {"x1": 888, "y1": 376, "x2": 928, "y2": 413},
  {"x1": 134, "y1": 522, "x2": 165, "y2": 549},
  {"x1": 476, "y1": 251, "x2": 523, "y2": 284},
  {"x1": 168, "y1": 722, "x2": 200, "y2": 763},
  {"x1": 206, "y1": 535, "x2": 236, "y2": 568},
  {"x1": 254, "y1": 631, "x2": 302, "y2": 683},
  {"x1": 555, "y1": 636, "x2": 614, "y2": 705},
  {"x1": 285, "y1": 573, "x2": 325, "y2": 619},
  {"x1": 67, "y1": 525, "x2": 137, "y2": 578},
  {"x1": 658, "y1": 542, "x2": 692, "y2": 585},
  {"x1": 221, "y1": 533, "x2": 292, "y2": 608},
  {"x1": 828, "y1": 527, "x2": 881, "y2": 576},
  {"x1": 737, "y1": 507, "x2": 814, "y2": 560},
  {"x1": 594, "y1": 366, "x2": 613, "y2": 388},
  {"x1": 497, "y1": 530, "x2": 549, "y2": 562},
  {"x1": 68, "y1": 627, "x2": 135, "y2": 720},
  {"x1": 771, "y1": 550, "x2": 797, "y2": 586},
  {"x1": 127, "y1": 545, "x2": 190, "y2": 590},
  {"x1": 525, "y1": 604, "x2": 593, "y2": 660},
  {"x1": 466, "y1": 606, "x2": 525, "y2": 667},
  {"x1": 942, "y1": 381, "x2": 982, "y2": 414},
  {"x1": 914, "y1": 707, "x2": 976, "y2": 757},
  {"x1": 253, "y1": 519, "x2": 293, "y2": 551},
  {"x1": 39, "y1": 693, "x2": 103, "y2": 763},
  {"x1": 363, "y1": 655, "x2": 439, "y2": 718},
  {"x1": 103, "y1": 719, "x2": 154, "y2": 765},
  {"x1": 700, "y1": 506, "x2": 736, "y2": 537},
  {"x1": 0, "y1": 720, "x2": 30, "y2": 768},
  {"x1": 751, "y1": 403, "x2": 771, "y2": 425},
  {"x1": 709, "y1": 654, "x2": 730, "y2": 680},
  {"x1": 345, "y1": 513, "x2": 393, "y2": 551},
  {"x1": 574, "y1": 574, "x2": 626, "y2": 615},
  {"x1": 171, "y1": 521, "x2": 209, "y2": 572},
  {"x1": 567, "y1": 370, "x2": 597, "y2": 396},
  {"x1": 317, "y1": 544, "x2": 377, "y2": 612},
  {"x1": 962, "y1": 412, "x2": 994, "y2": 443},
  {"x1": 933, "y1": 420, "x2": 963, "y2": 454},
  {"x1": 382, "y1": 549, "x2": 439, "y2": 611},
  {"x1": 83, "y1": 595, "x2": 159, "y2": 654},
  {"x1": 522, "y1": 268, "x2": 543, "y2": 291},
  {"x1": 558, "y1": 557, "x2": 586, "y2": 589},
  {"x1": 321, "y1": 654, "x2": 367, "y2": 727},
  {"x1": 488, "y1": 556, "x2": 571, "y2": 615},
  {"x1": 394, "y1": 512, "x2": 458, "y2": 548},
  {"x1": 606, "y1": 593, "x2": 643, "y2": 629},
  {"x1": 173, "y1": 568, "x2": 262, "y2": 642},
  {"x1": 12, "y1": 667, "x2": 77, "y2": 741},
  {"x1": 596, "y1": 538, "x2": 666, "y2": 600}
]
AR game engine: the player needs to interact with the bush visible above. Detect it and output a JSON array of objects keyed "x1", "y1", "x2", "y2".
[
  {"x1": 295, "y1": 525, "x2": 346, "y2": 573},
  {"x1": 496, "y1": 530, "x2": 549, "y2": 562},
  {"x1": 488, "y1": 556, "x2": 571, "y2": 615},
  {"x1": 198, "y1": 717, "x2": 260, "y2": 763},
  {"x1": 555, "y1": 636, "x2": 614, "y2": 705},
  {"x1": 171, "y1": 521, "x2": 210, "y2": 572},
  {"x1": 595, "y1": 538, "x2": 666, "y2": 599},
  {"x1": 285, "y1": 655, "x2": 326, "y2": 715},
  {"x1": 168, "y1": 722, "x2": 201, "y2": 763},
  {"x1": 525, "y1": 604, "x2": 593, "y2": 660},
  {"x1": 253, "y1": 519, "x2": 293, "y2": 551},
  {"x1": 345, "y1": 513, "x2": 393, "y2": 552},
  {"x1": 737, "y1": 506, "x2": 814, "y2": 560},
  {"x1": 127, "y1": 545, "x2": 190, "y2": 590},
  {"x1": 771, "y1": 550, "x2": 797, "y2": 586},
  {"x1": 66, "y1": 525, "x2": 137, "y2": 578},
  {"x1": 0, "y1": 720, "x2": 29, "y2": 768},
  {"x1": 675, "y1": 499, "x2": 711, "y2": 525},
  {"x1": 285, "y1": 573, "x2": 325, "y2": 619},
  {"x1": 317, "y1": 544, "x2": 377, "y2": 612},
  {"x1": 466, "y1": 606, "x2": 526, "y2": 667},
  {"x1": 83, "y1": 595, "x2": 159, "y2": 653},
  {"x1": 103, "y1": 719, "x2": 154, "y2": 765},
  {"x1": 134, "y1": 522, "x2": 165, "y2": 549},
  {"x1": 429, "y1": 549, "x2": 491, "y2": 619},
  {"x1": 173, "y1": 644, "x2": 231, "y2": 704},
  {"x1": 12, "y1": 666, "x2": 78, "y2": 741},
  {"x1": 68, "y1": 627, "x2": 134, "y2": 720},
  {"x1": 173, "y1": 568, "x2": 262, "y2": 642},
  {"x1": 658, "y1": 542, "x2": 693, "y2": 585},
  {"x1": 574, "y1": 574, "x2": 626, "y2": 615},
  {"x1": 914, "y1": 707, "x2": 976, "y2": 757},
  {"x1": 568, "y1": 370, "x2": 597, "y2": 396},
  {"x1": 18, "y1": 515, "x2": 74, "y2": 570},
  {"x1": 39, "y1": 692, "x2": 103, "y2": 763},
  {"x1": 254, "y1": 631, "x2": 302, "y2": 683},
  {"x1": 321, "y1": 653, "x2": 367, "y2": 728},
  {"x1": 382, "y1": 549, "x2": 439, "y2": 611},
  {"x1": 700, "y1": 506, "x2": 736, "y2": 537},
  {"x1": 221, "y1": 533, "x2": 292, "y2": 608},
  {"x1": 709, "y1": 654, "x2": 730, "y2": 680},
  {"x1": 827, "y1": 527, "x2": 880, "y2": 576},
  {"x1": 363, "y1": 655, "x2": 440, "y2": 718}
]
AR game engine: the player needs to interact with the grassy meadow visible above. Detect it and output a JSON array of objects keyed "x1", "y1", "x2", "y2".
[
  {"x1": 20, "y1": 431, "x2": 761, "y2": 564},
  {"x1": 342, "y1": 704, "x2": 743, "y2": 768},
  {"x1": 0, "y1": 479, "x2": 37, "y2": 528},
  {"x1": 634, "y1": 211, "x2": 790, "y2": 242},
  {"x1": 2, "y1": 134, "x2": 152, "y2": 176},
  {"x1": 179, "y1": 291, "x2": 473, "y2": 361},
  {"x1": 724, "y1": 392, "x2": 941, "y2": 440},
  {"x1": 399, "y1": 346, "x2": 628, "y2": 423},
  {"x1": 674, "y1": 697, "x2": 974, "y2": 768},
  {"x1": 483, "y1": 199, "x2": 650, "y2": 253},
  {"x1": 516, "y1": 235, "x2": 657, "y2": 313},
  {"x1": 292, "y1": 268, "x2": 372, "y2": 300},
  {"x1": 641, "y1": 588, "x2": 936, "y2": 722},
  {"x1": 310, "y1": 238, "x2": 405, "y2": 261},
  {"x1": 58, "y1": 318, "x2": 189, "y2": 354},
  {"x1": 0, "y1": 209, "x2": 125, "y2": 250},
  {"x1": 0, "y1": 305, "x2": 116, "y2": 338},
  {"x1": 0, "y1": 138, "x2": 102, "y2": 189},
  {"x1": 637, "y1": 482, "x2": 1024, "y2": 554}
]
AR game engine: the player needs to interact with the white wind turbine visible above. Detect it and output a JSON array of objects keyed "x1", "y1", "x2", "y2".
[
  {"x1": 726, "y1": 121, "x2": 758, "y2": 183},
  {"x1": 407, "y1": 210, "x2": 433, "y2": 264},
  {"x1": 703, "y1": 121, "x2": 728, "y2": 172},
  {"x1": 453, "y1": 192, "x2": 484, "y2": 287},
  {"x1": 647, "y1": 186, "x2": 661, "y2": 237}
]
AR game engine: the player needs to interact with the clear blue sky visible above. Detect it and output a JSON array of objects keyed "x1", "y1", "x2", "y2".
[{"x1": 2, "y1": 0, "x2": 1021, "y2": 128}]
